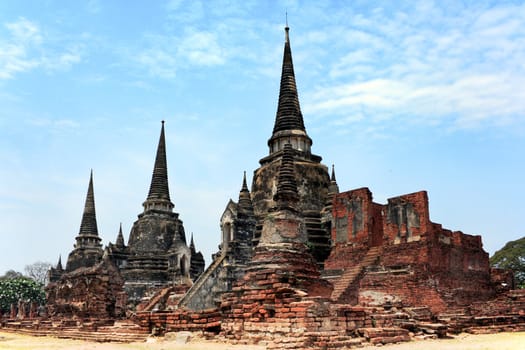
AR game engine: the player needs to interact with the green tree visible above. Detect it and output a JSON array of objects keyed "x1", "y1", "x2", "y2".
[
  {"x1": 490, "y1": 236, "x2": 525, "y2": 289},
  {"x1": 0, "y1": 277, "x2": 46, "y2": 314}
]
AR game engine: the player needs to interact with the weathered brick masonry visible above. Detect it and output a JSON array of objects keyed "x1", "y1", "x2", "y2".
[
  {"x1": 3, "y1": 25, "x2": 523, "y2": 350},
  {"x1": 324, "y1": 188, "x2": 495, "y2": 312}
]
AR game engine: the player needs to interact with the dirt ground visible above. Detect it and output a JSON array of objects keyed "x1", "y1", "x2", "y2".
[{"x1": 0, "y1": 331, "x2": 524, "y2": 350}]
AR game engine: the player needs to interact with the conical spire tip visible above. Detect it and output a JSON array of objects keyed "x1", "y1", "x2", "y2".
[{"x1": 242, "y1": 171, "x2": 248, "y2": 190}]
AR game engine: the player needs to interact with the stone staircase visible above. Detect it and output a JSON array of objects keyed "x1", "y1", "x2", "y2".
[
  {"x1": 436, "y1": 290, "x2": 525, "y2": 334},
  {"x1": 178, "y1": 251, "x2": 227, "y2": 308},
  {"x1": 1, "y1": 319, "x2": 150, "y2": 342},
  {"x1": 331, "y1": 246, "x2": 382, "y2": 302}
]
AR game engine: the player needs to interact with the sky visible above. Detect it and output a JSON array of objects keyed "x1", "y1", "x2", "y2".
[{"x1": 1, "y1": 0, "x2": 524, "y2": 275}]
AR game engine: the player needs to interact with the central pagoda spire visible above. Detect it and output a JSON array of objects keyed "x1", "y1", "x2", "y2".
[
  {"x1": 273, "y1": 26, "x2": 305, "y2": 134},
  {"x1": 143, "y1": 121, "x2": 174, "y2": 213},
  {"x1": 267, "y1": 26, "x2": 314, "y2": 160}
]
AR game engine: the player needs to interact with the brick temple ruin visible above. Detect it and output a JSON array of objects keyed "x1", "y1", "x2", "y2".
[{"x1": 1, "y1": 26, "x2": 523, "y2": 349}]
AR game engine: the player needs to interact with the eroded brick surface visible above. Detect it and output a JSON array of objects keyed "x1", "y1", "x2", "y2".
[{"x1": 324, "y1": 188, "x2": 495, "y2": 312}]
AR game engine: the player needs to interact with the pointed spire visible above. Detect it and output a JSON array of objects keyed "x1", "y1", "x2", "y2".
[
  {"x1": 238, "y1": 171, "x2": 254, "y2": 212},
  {"x1": 78, "y1": 170, "x2": 100, "y2": 238},
  {"x1": 190, "y1": 233, "x2": 195, "y2": 251},
  {"x1": 116, "y1": 222, "x2": 125, "y2": 248},
  {"x1": 272, "y1": 26, "x2": 305, "y2": 134},
  {"x1": 147, "y1": 121, "x2": 171, "y2": 202},
  {"x1": 273, "y1": 143, "x2": 299, "y2": 205},
  {"x1": 328, "y1": 164, "x2": 339, "y2": 195},
  {"x1": 56, "y1": 255, "x2": 63, "y2": 271},
  {"x1": 241, "y1": 171, "x2": 249, "y2": 192},
  {"x1": 143, "y1": 121, "x2": 174, "y2": 213},
  {"x1": 264, "y1": 26, "x2": 315, "y2": 162}
]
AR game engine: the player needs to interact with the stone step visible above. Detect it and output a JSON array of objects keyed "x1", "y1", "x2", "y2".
[
  {"x1": 465, "y1": 323, "x2": 525, "y2": 334},
  {"x1": 331, "y1": 247, "x2": 382, "y2": 301},
  {"x1": 1, "y1": 323, "x2": 150, "y2": 343}
]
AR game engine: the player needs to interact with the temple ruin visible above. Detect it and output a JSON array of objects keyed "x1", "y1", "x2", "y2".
[
  {"x1": 1, "y1": 26, "x2": 523, "y2": 349},
  {"x1": 45, "y1": 121, "x2": 205, "y2": 316}
]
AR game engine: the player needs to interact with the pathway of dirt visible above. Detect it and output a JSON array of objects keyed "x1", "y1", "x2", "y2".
[{"x1": 0, "y1": 331, "x2": 524, "y2": 350}]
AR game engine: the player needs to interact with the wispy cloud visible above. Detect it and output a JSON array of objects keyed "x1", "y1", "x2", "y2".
[
  {"x1": 301, "y1": 2, "x2": 525, "y2": 131},
  {"x1": 179, "y1": 31, "x2": 226, "y2": 66},
  {"x1": 0, "y1": 17, "x2": 84, "y2": 80},
  {"x1": 136, "y1": 46, "x2": 178, "y2": 79},
  {"x1": 129, "y1": 0, "x2": 267, "y2": 80},
  {"x1": 130, "y1": 28, "x2": 227, "y2": 79},
  {"x1": 0, "y1": 18, "x2": 41, "y2": 79}
]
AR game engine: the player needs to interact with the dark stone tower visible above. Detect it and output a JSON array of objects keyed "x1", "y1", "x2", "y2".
[
  {"x1": 106, "y1": 223, "x2": 129, "y2": 270},
  {"x1": 251, "y1": 26, "x2": 332, "y2": 265},
  {"x1": 65, "y1": 171, "x2": 104, "y2": 271},
  {"x1": 225, "y1": 171, "x2": 256, "y2": 270},
  {"x1": 123, "y1": 121, "x2": 203, "y2": 304},
  {"x1": 221, "y1": 144, "x2": 332, "y2": 338},
  {"x1": 46, "y1": 255, "x2": 64, "y2": 284},
  {"x1": 320, "y1": 165, "x2": 340, "y2": 244},
  {"x1": 179, "y1": 172, "x2": 256, "y2": 310},
  {"x1": 189, "y1": 234, "x2": 205, "y2": 281}
]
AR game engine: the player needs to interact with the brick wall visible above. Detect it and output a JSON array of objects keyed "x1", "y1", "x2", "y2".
[{"x1": 324, "y1": 187, "x2": 495, "y2": 312}]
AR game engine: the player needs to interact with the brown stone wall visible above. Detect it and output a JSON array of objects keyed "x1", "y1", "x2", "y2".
[
  {"x1": 46, "y1": 258, "x2": 126, "y2": 320},
  {"x1": 324, "y1": 245, "x2": 369, "y2": 271},
  {"x1": 490, "y1": 267, "x2": 515, "y2": 292},
  {"x1": 325, "y1": 188, "x2": 378, "y2": 271},
  {"x1": 135, "y1": 308, "x2": 222, "y2": 334},
  {"x1": 324, "y1": 187, "x2": 495, "y2": 311},
  {"x1": 383, "y1": 191, "x2": 431, "y2": 243}
]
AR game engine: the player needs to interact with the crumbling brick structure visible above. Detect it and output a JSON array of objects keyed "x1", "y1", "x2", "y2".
[
  {"x1": 46, "y1": 256, "x2": 127, "y2": 319},
  {"x1": 219, "y1": 143, "x2": 342, "y2": 348},
  {"x1": 324, "y1": 188, "x2": 494, "y2": 312}
]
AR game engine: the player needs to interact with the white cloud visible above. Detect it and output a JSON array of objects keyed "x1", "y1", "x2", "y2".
[
  {"x1": 27, "y1": 118, "x2": 80, "y2": 131},
  {"x1": 166, "y1": 0, "x2": 204, "y2": 24},
  {"x1": 136, "y1": 47, "x2": 178, "y2": 79},
  {"x1": 178, "y1": 31, "x2": 226, "y2": 66},
  {"x1": 5, "y1": 17, "x2": 42, "y2": 43},
  {"x1": 0, "y1": 17, "x2": 84, "y2": 79},
  {"x1": 0, "y1": 18, "x2": 41, "y2": 79},
  {"x1": 302, "y1": 2, "x2": 525, "y2": 131},
  {"x1": 131, "y1": 29, "x2": 227, "y2": 79}
]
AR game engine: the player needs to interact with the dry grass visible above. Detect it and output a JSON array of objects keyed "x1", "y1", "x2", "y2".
[{"x1": 0, "y1": 331, "x2": 524, "y2": 350}]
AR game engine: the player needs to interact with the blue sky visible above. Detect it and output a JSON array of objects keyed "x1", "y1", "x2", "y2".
[{"x1": 1, "y1": 0, "x2": 524, "y2": 275}]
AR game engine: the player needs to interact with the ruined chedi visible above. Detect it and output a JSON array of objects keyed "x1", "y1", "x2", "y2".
[
  {"x1": 251, "y1": 26, "x2": 334, "y2": 266},
  {"x1": 121, "y1": 121, "x2": 204, "y2": 303}
]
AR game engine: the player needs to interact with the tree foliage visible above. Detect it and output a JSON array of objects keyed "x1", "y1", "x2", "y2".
[
  {"x1": 24, "y1": 261, "x2": 52, "y2": 285},
  {"x1": 0, "y1": 277, "x2": 46, "y2": 313},
  {"x1": 490, "y1": 236, "x2": 525, "y2": 289}
]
